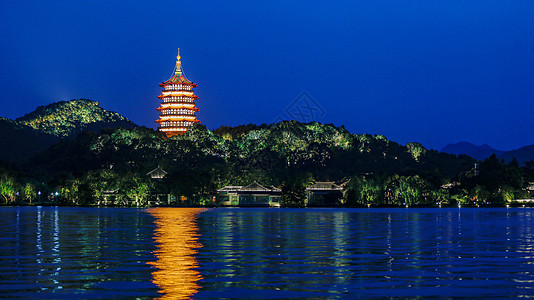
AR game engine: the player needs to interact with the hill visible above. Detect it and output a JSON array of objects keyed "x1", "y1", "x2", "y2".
[
  {"x1": 441, "y1": 142, "x2": 504, "y2": 160},
  {"x1": 0, "y1": 117, "x2": 58, "y2": 163},
  {"x1": 5, "y1": 121, "x2": 531, "y2": 207},
  {"x1": 24, "y1": 122, "x2": 476, "y2": 204},
  {"x1": 0, "y1": 99, "x2": 137, "y2": 163},
  {"x1": 16, "y1": 99, "x2": 136, "y2": 138},
  {"x1": 500, "y1": 145, "x2": 534, "y2": 164},
  {"x1": 29, "y1": 121, "x2": 472, "y2": 180},
  {"x1": 441, "y1": 142, "x2": 534, "y2": 165}
]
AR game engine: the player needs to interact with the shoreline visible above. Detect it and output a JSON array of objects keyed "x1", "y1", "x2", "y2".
[{"x1": 2, "y1": 203, "x2": 533, "y2": 209}]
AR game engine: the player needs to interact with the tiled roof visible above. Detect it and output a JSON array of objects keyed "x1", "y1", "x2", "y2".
[
  {"x1": 239, "y1": 182, "x2": 272, "y2": 192},
  {"x1": 218, "y1": 183, "x2": 281, "y2": 193},
  {"x1": 269, "y1": 185, "x2": 282, "y2": 192},
  {"x1": 161, "y1": 74, "x2": 195, "y2": 85},
  {"x1": 217, "y1": 186, "x2": 244, "y2": 192},
  {"x1": 306, "y1": 182, "x2": 343, "y2": 191}
]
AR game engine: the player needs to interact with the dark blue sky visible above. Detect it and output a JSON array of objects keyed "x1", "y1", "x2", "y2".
[{"x1": 1, "y1": 1, "x2": 533, "y2": 151}]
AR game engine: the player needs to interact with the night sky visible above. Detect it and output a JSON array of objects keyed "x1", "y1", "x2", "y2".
[{"x1": 1, "y1": 1, "x2": 533, "y2": 151}]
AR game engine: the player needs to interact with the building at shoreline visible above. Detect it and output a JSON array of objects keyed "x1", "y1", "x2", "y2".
[
  {"x1": 305, "y1": 181, "x2": 343, "y2": 206},
  {"x1": 216, "y1": 182, "x2": 281, "y2": 207},
  {"x1": 155, "y1": 49, "x2": 200, "y2": 137}
]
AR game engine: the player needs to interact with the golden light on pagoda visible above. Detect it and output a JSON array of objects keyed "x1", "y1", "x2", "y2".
[
  {"x1": 155, "y1": 48, "x2": 200, "y2": 137},
  {"x1": 147, "y1": 208, "x2": 207, "y2": 299}
]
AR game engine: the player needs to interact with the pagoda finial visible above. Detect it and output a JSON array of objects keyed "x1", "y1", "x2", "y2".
[{"x1": 175, "y1": 48, "x2": 182, "y2": 77}]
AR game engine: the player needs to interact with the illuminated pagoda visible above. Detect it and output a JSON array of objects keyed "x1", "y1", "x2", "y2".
[{"x1": 156, "y1": 49, "x2": 200, "y2": 137}]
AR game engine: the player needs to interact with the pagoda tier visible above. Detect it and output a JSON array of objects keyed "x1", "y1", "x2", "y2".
[{"x1": 156, "y1": 49, "x2": 200, "y2": 137}]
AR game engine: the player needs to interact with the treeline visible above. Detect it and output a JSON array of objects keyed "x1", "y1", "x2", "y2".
[{"x1": 1, "y1": 121, "x2": 532, "y2": 207}]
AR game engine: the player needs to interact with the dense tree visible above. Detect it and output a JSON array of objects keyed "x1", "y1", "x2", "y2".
[
  {"x1": 344, "y1": 176, "x2": 383, "y2": 206},
  {"x1": 22, "y1": 182, "x2": 36, "y2": 204},
  {"x1": 281, "y1": 172, "x2": 314, "y2": 207},
  {"x1": 0, "y1": 175, "x2": 16, "y2": 204},
  {"x1": 0, "y1": 120, "x2": 527, "y2": 207}
]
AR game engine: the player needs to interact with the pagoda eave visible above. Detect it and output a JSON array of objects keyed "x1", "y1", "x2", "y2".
[
  {"x1": 159, "y1": 79, "x2": 197, "y2": 88},
  {"x1": 156, "y1": 106, "x2": 199, "y2": 112},
  {"x1": 157, "y1": 94, "x2": 198, "y2": 99},
  {"x1": 158, "y1": 83, "x2": 197, "y2": 88},
  {"x1": 156, "y1": 117, "x2": 201, "y2": 122}
]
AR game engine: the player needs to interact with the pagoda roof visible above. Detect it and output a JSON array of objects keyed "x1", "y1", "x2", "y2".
[
  {"x1": 160, "y1": 74, "x2": 196, "y2": 86},
  {"x1": 147, "y1": 166, "x2": 167, "y2": 179}
]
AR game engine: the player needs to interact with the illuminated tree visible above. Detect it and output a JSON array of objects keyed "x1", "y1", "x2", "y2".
[
  {"x1": 125, "y1": 177, "x2": 153, "y2": 206},
  {"x1": 469, "y1": 185, "x2": 490, "y2": 204},
  {"x1": 0, "y1": 176, "x2": 16, "y2": 204},
  {"x1": 22, "y1": 182, "x2": 37, "y2": 204}
]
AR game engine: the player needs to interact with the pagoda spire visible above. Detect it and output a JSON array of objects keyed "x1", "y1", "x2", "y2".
[{"x1": 174, "y1": 48, "x2": 182, "y2": 77}]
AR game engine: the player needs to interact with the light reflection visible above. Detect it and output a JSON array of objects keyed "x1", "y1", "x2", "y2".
[{"x1": 148, "y1": 208, "x2": 207, "y2": 299}]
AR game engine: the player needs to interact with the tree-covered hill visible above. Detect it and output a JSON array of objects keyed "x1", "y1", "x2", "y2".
[
  {"x1": 16, "y1": 99, "x2": 136, "y2": 138},
  {"x1": 19, "y1": 121, "x2": 514, "y2": 207},
  {"x1": 0, "y1": 99, "x2": 137, "y2": 163},
  {"x1": 2, "y1": 101, "x2": 531, "y2": 207},
  {"x1": 28, "y1": 121, "x2": 472, "y2": 181}
]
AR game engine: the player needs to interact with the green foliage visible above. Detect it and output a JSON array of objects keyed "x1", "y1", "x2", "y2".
[
  {"x1": 406, "y1": 142, "x2": 427, "y2": 161},
  {"x1": 0, "y1": 175, "x2": 16, "y2": 204},
  {"x1": 461, "y1": 154, "x2": 526, "y2": 204},
  {"x1": 344, "y1": 176, "x2": 383, "y2": 206},
  {"x1": 498, "y1": 186, "x2": 515, "y2": 202},
  {"x1": 16, "y1": 99, "x2": 136, "y2": 138},
  {"x1": 384, "y1": 175, "x2": 432, "y2": 206},
  {"x1": 22, "y1": 182, "x2": 36, "y2": 204},
  {"x1": 124, "y1": 176, "x2": 153, "y2": 206},
  {"x1": 3, "y1": 117, "x2": 528, "y2": 207},
  {"x1": 469, "y1": 185, "x2": 491, "y2": 204}
]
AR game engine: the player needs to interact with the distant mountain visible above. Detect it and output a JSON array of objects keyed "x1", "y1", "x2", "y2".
[
  {"x1": 441, "y1": 141, "x2": 534, "y2": 165},
  {"x1": 0, "y1": 117, "x2": 59, "y2": 163},
  {"x1": 441, "y1": 142, "x2": 504, "y2": 160},
  {"x1": 16, "y1": 99, "x2": 136, "y2": 138},
  {"x1": 0, "y1": 99, "x2": 137, "y2": 163},
  {"x1": 500, "y1": 145, "x2": 534, "y2": 164}
]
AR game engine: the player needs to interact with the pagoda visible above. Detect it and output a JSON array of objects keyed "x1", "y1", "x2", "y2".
[{"x1": 156, "y1": 49, "x2": 200, "y2": 137}]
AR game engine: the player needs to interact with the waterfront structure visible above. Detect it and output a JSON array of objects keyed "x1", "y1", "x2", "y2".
[
  {"x1": 216, "y1": 182, "x2": 281, "y2": 207},
  {"x1": 156, "y1": 49, "x2": 200, "y2": 137},
  {"x1": 305, "y1": 182, "x2": 343, "y2": 206},
  {"x1": 216, "y1": 186, "x2": 243, "y2": 206}
]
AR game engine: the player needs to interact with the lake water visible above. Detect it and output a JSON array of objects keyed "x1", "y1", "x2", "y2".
[{"x1": 1, "y1": 207, "x2": 533, "y2": 298}]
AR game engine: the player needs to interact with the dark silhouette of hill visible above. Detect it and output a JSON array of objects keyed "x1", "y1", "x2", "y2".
[
  {"x1": 500, "y1": 145, "x2": 534, "y2": 164},
  {"x1": 441, "y1": 141, "x2": 534, "y2": 165},
  {"x1": 0, "y1": 99, "x2": 137, "y2": 163},
  {"x1": 0, "y1": 117, "x2": 59, "y2": 163},
  {"x1": 441, "y1": 142, "x2": 504, "y2": 160}
]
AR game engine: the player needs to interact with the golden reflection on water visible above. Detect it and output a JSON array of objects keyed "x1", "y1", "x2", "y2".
[{"x1": 147, "y1": 208, "x2": 207, "y2": 299}]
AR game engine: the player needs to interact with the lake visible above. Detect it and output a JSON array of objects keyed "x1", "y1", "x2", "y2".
[{"x1": 1, "y1": 207, "x2": 533, "y2": 298}]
